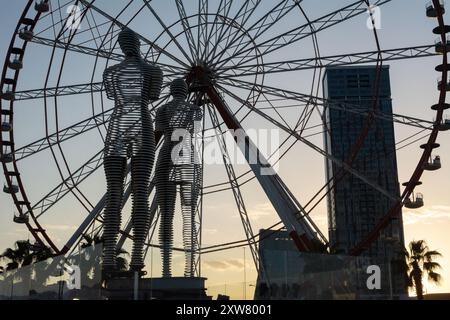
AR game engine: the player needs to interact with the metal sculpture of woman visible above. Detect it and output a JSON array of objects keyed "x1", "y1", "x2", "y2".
[
  {"x1": 102, "y1": 28, "x2": 163, "y2": 272},
  {"x1": 155, "y1": 79, "x2": 203, "y2": 278}
]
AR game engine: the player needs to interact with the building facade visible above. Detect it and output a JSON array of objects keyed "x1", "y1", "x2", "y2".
[
  {"x1": 323, "y1": 66, "x2": 407, "y2": 298},
  {"x1": 256, "y1": 229, "x2": 364, "y2": 300}
]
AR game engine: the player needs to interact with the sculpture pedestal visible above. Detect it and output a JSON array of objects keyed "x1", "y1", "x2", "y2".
[{"x1": 104, "y1": 277, "x2": 211, "y2": 300}]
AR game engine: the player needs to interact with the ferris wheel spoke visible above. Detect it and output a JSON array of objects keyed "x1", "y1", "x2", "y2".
[
  {"x1": 13, "y1": 94, "x2": 170, "y2": 161},
  {"x1": 207, "y1": 105, "x2": 260, "y2": 271},
  {"x1": 216, "y1": 0, "x2": 391, "y2": 69},
  {"x1": 29, "y1": 35, "x2": 123, "y2": 60},
  {"x1": 76, "y1": 0, "x2": 160, "y2": 62},
  {"x1": 29, "y1": 35, "x2": 187, "y2": 74},
  {"x1": 197, "y1": 0, "x2": 209, "y2": 60},
  {"x1": 35, "y1": 0, "x2": 73, "y2": 25},
  {"x1": 14, "y1": 79, "x2": 178, "y2": 102},
  {"x1": 241, "y1": 0, "x2": 298, "y2": 42},
  {"x1": 234, "y1": 0, "x2": 263, "y2": 28},
  {"x1": 216, "y1": 77, "x2": 435, "y2": 131},
  {"x1": 198, "y1": 0, "x2": 230, "y2": 60},
  {"x1": 35, "y1": 0, "x2": 152, "y2": 59},
  {"x1": 63, "y1": 178, "x2": 131, "y2": 254},
  {"x1": 174, "y1": 0, "x2": 199, "y2": 60},
  {"x1": 223, "y1": 0, "x2": 298, "y2": 65},
  {"x1": 32, "y1": 149, "x2": 104, "y2": 219},
  {"x1": 216, "y1": 83, "x2": 400, "y2": 204},
  {"x1": 31, "y1": 31, "x2": 188, "y2": 75},
  {"x1": 35, "y1": 14, "x2": 115, "y2": 48},
  {"x1": 210, "y1": 0, "x2": 297, "y2": 68},
  {"x1": 15, "y1": 81, "x2": 104, "y2": 101},
  {"x1": 206, "y1": 86, "x2": 328, "y2": 247},
  {"x1": 142, "y1": 0, "x2": 194, "y2": 66},
  {"x1": 14, "y1": 107, "x2": 112, "y2": 162},
  {"x1": 201, "y1": 122, "x2": 328, "y2": 196},
  {"x1": 32, "y1": 117, "x2": 153, "y2": 220},
  {"x1": 217, "y1": 44, "x2": 437, "y2": 78},
  {"x1": 84, "y1": 4, "x2": 113, "y2": 51},
  {"x1": 79, "y1": 0, "x2": 190, "y2": 68},
  {"x1": 207, "y1": 0, "x2": 260, "y2": 64}
]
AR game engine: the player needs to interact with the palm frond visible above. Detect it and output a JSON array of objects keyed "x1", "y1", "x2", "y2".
[
  {"x1": 424, "y1": 250, "x2": 442, "y2": 262},
  {"x1": 409, "y1": 240, "x2": 428, "y2": 261},
  {"x1": 423, "y1": 261, "x2": 442, "y2": 272},
  {"x1": 6, "y1": 262, "x2": 19, "y2": 271},
  {"x1": 0, "y1": 248, "x2": 17, "y2": 261},
  {"x1": 428, "y1": 271, "x2": 443, "y2": 285}
]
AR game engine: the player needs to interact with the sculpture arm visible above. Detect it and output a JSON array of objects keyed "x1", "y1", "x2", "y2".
[
  {"x1": 155, "y1": 105, "x2": 166, "y2": 133},
  {"x1": 103, "y1": 67, "x2": 115, "y2": 100},
  {"x1": 147, "y1": 64, "x2": 164, "y2": 102},
  {"x1": 154, "y1": 103, "x2": 168, "y2": 144}
]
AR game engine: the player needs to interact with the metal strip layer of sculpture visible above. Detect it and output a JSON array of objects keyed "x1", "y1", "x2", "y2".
[
  {"x1": 102, "y1": 28, "x2": 163, "y2": 272},
  {"x1": 155, "y1": 79, "x2": 203, "y2": 278}
]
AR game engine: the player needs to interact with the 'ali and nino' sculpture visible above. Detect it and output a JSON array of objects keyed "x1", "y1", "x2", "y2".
[
  {"x1": 155, "y1": 79, "x2": 203, "y2": 278},
  {"x1": 102, "y1": 28, "x2": 163, "y2": 272}
]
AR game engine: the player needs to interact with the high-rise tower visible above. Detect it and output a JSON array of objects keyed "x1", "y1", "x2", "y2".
[{"x1": 323, "y1": 66, "x2": 406, "y2": 298}]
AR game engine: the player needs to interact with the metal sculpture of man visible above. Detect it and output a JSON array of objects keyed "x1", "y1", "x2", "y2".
[
  {"x1": 102, "y1": 28, "x2": 163, "y2": 273},
  {"x1": 155, "y1": 79, "x2": 203, "y2": 278}
]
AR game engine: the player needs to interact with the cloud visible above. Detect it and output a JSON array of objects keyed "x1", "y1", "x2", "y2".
[
  {"x1": 203, "y1": 259, "x2": 245, "y2": 271},
  {"x1": 203, "y1": 260, "x2": 230, "y2": 270},
  {"x1": 247, "y1": 202, "x2": 274, "y2": 220},
  {"x1": 3, "y1": 230, "x2": 25, "y2": 238},
  {"x1": 44, "y1": 224, "x2": 78, "y2": 231},
  {"x1": 403, "y1": 205, "x2": 450, "y2": 225},
  {"x1": 203, "y1": 228, "x2": 218, "y2": 235},
  {"x1": 226, "y1": 259, "x2": 244, "y2": 269}
]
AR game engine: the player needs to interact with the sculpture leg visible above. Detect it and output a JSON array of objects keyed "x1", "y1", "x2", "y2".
[
  {"x1": 103, "y1": 156, "x2": 127, "y2": 270},
  {"x1": 157, "y1": 176, "x2": 176, "y2": 278},
  {"x1": 180, "y1": 182, "x2": 196, "y2": 277},
  {"x1": 130, "y1": 120, "x2": 155, "y2": 271},
  {"x1": 129, "y1": 154, "x2": 153, "y2": 271}
]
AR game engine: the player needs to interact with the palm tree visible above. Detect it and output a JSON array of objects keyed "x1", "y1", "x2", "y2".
[
  {"x1": 80, "y1": 234, "x2": 130, "y2": 271},
  {"x1": 405, "y1": 240, "x2": 443, "y2": 300},
  {"x1": 0, "y1": 240, "x2": 53, "y2": 271},
  {"x1": 0, "y1": 240, "x2": 54, "y2": 297},
  {"x1": 0, "y1": 240, "x2": 34, "y2": 271}
]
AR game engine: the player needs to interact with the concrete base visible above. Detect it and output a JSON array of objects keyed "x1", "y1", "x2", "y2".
[{"x1": 104, "y1": 277, "x2": 211, "y2": 300}]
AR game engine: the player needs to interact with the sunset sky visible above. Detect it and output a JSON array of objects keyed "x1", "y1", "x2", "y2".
[{"x1": 0, "y1": 0, "x2": 449, "y2": 299}]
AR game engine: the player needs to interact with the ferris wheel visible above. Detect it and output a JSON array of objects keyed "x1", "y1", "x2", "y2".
[{"x1": 1, "y1": 0, "x2": 448, "y2": 278}]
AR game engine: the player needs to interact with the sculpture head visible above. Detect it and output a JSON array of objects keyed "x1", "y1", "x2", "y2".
[
  {"x1": 170, "y1": 79, "x2": 188, "y2": 100},
  {"x1": 118, "y1": 28, "x2": 140, "y2": 57}
]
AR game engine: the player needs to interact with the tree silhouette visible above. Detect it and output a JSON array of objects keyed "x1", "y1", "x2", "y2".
[{"x1": 405, "y1": 240, "x2": 442, "y2": 300}]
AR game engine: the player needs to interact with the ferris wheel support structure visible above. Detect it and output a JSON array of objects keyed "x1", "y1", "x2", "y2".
[{"x1": 189, "y1": 71, "x2": 328, "y2": 251}]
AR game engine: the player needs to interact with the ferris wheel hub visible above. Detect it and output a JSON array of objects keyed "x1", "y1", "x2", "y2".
[{"x1": 186, "y1": 63, "x2": 216, "y2": 93}]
